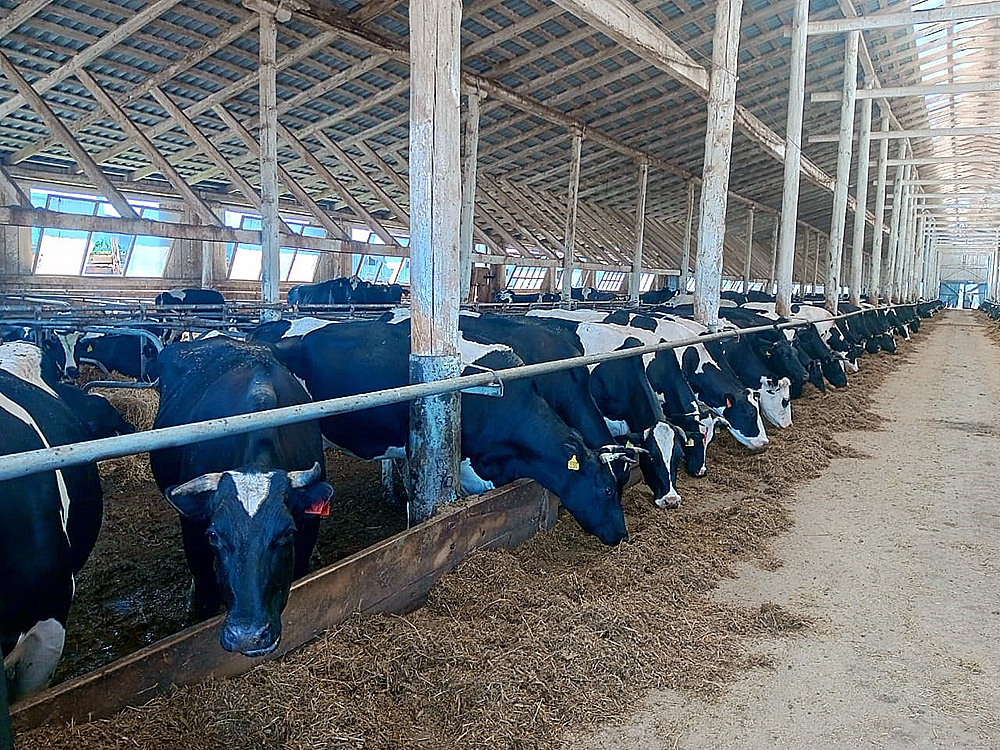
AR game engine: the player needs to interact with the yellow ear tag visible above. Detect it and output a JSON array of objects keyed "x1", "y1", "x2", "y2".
[
  {"x1": 685, "y1": 438, "x2": 695, "y2": 447},
  {"x1": 567, "y1": 454, "x2": 580, "y2": 471},
  {"x1": 625, "y1": 440, "x2": 635, "y2": 449}
]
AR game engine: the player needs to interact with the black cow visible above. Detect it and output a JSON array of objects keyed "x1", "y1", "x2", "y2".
[
  {"x1": 639, "y1": 288, "x2": 678, "y2": 305},
  {"x1": 150, "y1": 339, "x2": 333, "y2": 656},
  {"x1": 743, "y1": 303, "x2": 849, "y2": 388},
  {"x1": 154, "y1": 288, "x2": 225, "y2": 309},
  {"x1": 287, "y1": 277, "x2": 403, "y2": 306},
  {"x1": 273, "y1": 320, "x2": 629, "y2": 544},
  {"x1": 570, "y1": 287, "x2": 616, "y2": 302},
  {"x1": 75, "y1": 332, "x2": 160, "y2": 381},
  {"x1": 0, "y1": 369, "x2": 103, "y2": 702}
]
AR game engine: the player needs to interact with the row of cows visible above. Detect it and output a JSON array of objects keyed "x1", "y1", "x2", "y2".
[{"x1": 0, "y1": 292, "x2": 942, "y2": 718}]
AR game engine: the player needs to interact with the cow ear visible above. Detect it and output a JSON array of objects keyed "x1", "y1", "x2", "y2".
[
  {"x1": 165, "y1": 477, "x2": 221, "y2": 520},
  {"x1": 290, "y1": 482, "x2": 334, "y2": 517}
]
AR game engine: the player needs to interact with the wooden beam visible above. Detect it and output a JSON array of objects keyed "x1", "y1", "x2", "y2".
[
  {"x1": 0, "y1": 0, "x2": 55, "y2": 40},
  {"x1": 561, "y1": 131, "x2": 583, "y2": 302},
  {"x1": 775, "y1": 0, "x2": 809, "y2": 317},
  {"x1": 849, "y1": 94, "x2": 873, "y2": 306},
  {"x1": 868, "y1": 115, "x2": 890, "y2": 304},
  {"x1": 0, "y1": 0, "x2": 185, "y2": 121},
  {"x1": 258, "y1": 8, "x2": 280, "y2": 319},
  {"x1": 742, "y1": 206, "x2": 754, "y2": 293},
  {"x1": 825, "y1": 30, "x2": 859, "y2": 314},
  {"x1": 315, "y1": 131, "x2": 409, "y2": 224},
  {"x1": 679, "y1": 178, "x2": 695, "y2": 291},
  {"x1": 408, "y1": 0, "x2": 463, "y2": 521},
  {"x1": 693, "y1": 0, "x2": 743, "y2": 327},
  {"x1": 75, "y1": 70, "x2": 222, "y2": 228},
  {"x1": 459, "y1": 91, "x2": 482, "y2": 300},
  {"x1": 0, "y1": 51, "x2": 139, "y2": 220},
  {"x1": 0, "y1": 162, "x2": 30, "y2": 208},
  {"x1": 807, "y1": 2, "x2": 1000, "y2": 34},
  {"x1": 812, "y1": 80, "x2": 1000, "y2": 102},
  {"x1": 811, "y1": 125, "x2": 1000, "y2": 143},
  {"x1": 629, "y1": 159, "x2": 649, "y2": 305},
  {"x1": 885, "y1": 155, "x2": 908, "y2": 301}
]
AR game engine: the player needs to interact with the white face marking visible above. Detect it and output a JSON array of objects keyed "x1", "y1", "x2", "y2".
[
  {"x1": 3, "y1": 618, "x2": 66, "y2": 700},
  {"x1": 654, "y1": 486, "x2": 682, "y2": 509},
  {"x1": 459, "y1": 458, "x2": 495, "y2": 496},
  {"x1": 604, "y1": 418, "x2": 630, "y2": 438},
  {"x1": 0, "y1": 390, "x2": 71, "y2": 536},
  {"x1": 56, "y1": 332, "x2": 83, "y2": 371},
  {"x1": 651, "y1": 423, "x2": 681, "y2": 502},
  {"x1": 226, "y1": 471, "x2": 274, "y2": 517},
  {"x1": 0, "y1": 342, "x2": 58, "y2": 397},
  {"x1": 284, "y1": 316, "x2": 339, "y2": 338},
  {"x1": 169, "y1": 288, "x2": 187, "y2": 301},
  {"x1": 459, "y1": 338, "x2": 512, "y2": 365}
]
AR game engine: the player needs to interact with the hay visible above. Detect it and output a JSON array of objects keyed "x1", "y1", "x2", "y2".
[
  {"x1": 20, "y1": 329, "x2": 922, "y2": 750},
  {"x1": 89, "y1": 382, "x2": 159, "y2": 487}
]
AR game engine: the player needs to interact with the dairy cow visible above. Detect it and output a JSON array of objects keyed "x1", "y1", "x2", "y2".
[
  {"x1": 150, "y1": 339, "x2": 333, "y2": 656},
  {"x1": 287, "y1": 278, "x2": 404, "y2": 306}
]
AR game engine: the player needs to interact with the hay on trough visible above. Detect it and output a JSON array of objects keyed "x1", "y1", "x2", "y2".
[{"x1": 18, "y1": 326, "x2": 926, "y2": 750}]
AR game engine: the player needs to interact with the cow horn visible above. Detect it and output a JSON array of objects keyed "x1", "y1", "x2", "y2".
[
  {"x1": 172, "y1": 472, "x2": 223, "y2": 496},
  {"x1": 288, "y1": 461, "x2": 322, "y2": 488}
]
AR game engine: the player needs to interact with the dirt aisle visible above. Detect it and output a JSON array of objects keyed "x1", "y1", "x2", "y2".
[{"x1": 583, "y1": 311, "x2": 1000, "y2": 750}]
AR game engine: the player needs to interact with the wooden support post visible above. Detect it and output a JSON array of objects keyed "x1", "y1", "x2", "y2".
[
  {"x1": 258, "y1": 8, "x2": 281, "y2": 321},
  {"x1": 849, "y1": 91, "x2": 873, "y2": 306},
  {"x1": 868, "y1": 114, "x2": 891, "y2": 303},
  {"x1": 775, "y1": 0, "x2": 810, "y2": 317},
  {"x1": 769, "y1": 213, "x2": 779, "y2": 294},
  {"x1": 561, "y1": 131, "x2": 583, "y2": 302},
  {"x1": 408, "y1": 0, "x2": 463, "y2": 522},
  {"x1": 885, "y1": 153, "x2": 907, "y2": 302},
  {"x1": 0, "y1": 51, "x2": 139, "y2": 221},
  {"x1": 629, "y1": 159, "x2": 649, "y2": 305},
  {"x1": 914, "y1": 213, "x2": 926, "y2": 299},
  {"x1": 893, "y1": 181, "x2": 912, "y2": 302},
  {"x1": 694, "y1": 0, "x2": 744, "y2": 326},
  {"x1": 459, "y1": 91, "x2": 483, "y2": 301},
  {"x1": 902, "y1": 192, "x2": 918, "y2": 300},
  {"x1": 825, "y1": 30, "x2": 860, "y2": 313},
  {"x1": 812, "y1": 230, "x2": 821, "y2": 293},
  {"x1": 679, "y1": 178, "x2": 696, "y2": 292},
  {"x1": 742, "y1": 206, "x2": 755, "y2": 293}
]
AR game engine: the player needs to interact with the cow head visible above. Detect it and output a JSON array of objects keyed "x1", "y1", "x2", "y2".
[
  {"x1": 638, "y1": 423, "x2": 685, "y2": 509},
  {"x1": 761, "y1": 340, "x2": 808, "y2": 399},
  {"x1": 715, "y1": 389, "x2": 769, "y2": 452},
  {"x1": 557, "y1": 437, "x2": 628, "y2": 545},
  {"x1": 878, "y1": 333, "x2": 896, "y2": 353},
  {"x1": 821, "y1": 355, "x2": 848, "y2": 388},
  {"x1": 42, "y1": 330, "x2": 83, "y2": 379},
  {"x1": 165, "y1": 463, "x2": 333, "y2": 657},
  {"x1": 756, "y1": 376, "x2": 792, "y2": 429}
]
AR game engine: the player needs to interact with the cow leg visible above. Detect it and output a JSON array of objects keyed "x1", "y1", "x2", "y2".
[
  {"x1": 381, "y1": 457, "x2": 411, "y2": 505},
  {"x1": 3, "y1": 618, "x2": 65, "y2": 702}
]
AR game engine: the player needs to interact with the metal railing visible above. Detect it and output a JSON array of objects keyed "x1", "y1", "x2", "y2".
[{"x1": 0, "y1": 305, "x2": 905, "y2": 483}]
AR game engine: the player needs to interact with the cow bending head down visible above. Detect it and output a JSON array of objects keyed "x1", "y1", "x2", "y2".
[{"x1": 166, "y1": 462, "x2": 332, "y2": 656}]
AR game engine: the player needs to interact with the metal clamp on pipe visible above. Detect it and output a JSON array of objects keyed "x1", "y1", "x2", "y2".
[{"x1": 459, "y1": 362, "x2": 504, "y2": 397}]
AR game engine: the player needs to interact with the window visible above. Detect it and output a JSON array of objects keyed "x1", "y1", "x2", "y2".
[
  {"x1": 30, "y1": 188, "x2": 169, "y2": 277},
  {"x1": 506, "y1": 265, "x2": 547, "y2": 290},
  {"x1": 224, "y1": 210, "x2": 324, "y2": 282},
  {"x1": 595, "y1": 271, "x2": 626, "y2": 292},
  {"x1": 553, "y1": 268, "x2": 584, "y2": 289},
  {"x1": 639, "y1": 273, "x2": 656, "y2": 292}
]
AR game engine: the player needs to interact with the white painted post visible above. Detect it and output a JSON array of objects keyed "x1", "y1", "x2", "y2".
[
  {"x1": 679, "y1": 178, "x2": 696, "y2": 292},
  {"x1": 742, "y1": 206, "x2": 755, "y2": 292},
  {"x1": 914, "y1": 213, "x2": 927, "y2": 299},
  {"x1": 775, "y1": 0, "x2": 810, "y2": 317},
  {"x1": 561, "y1": 131, "x2": 583, "y2": 303},
  {"x1": 849, "y1": 91, "x2": 873, "y2": 306},
  {"x1": 408, "y1": 0, "x2": 463, "y2": 522},
  {"x1": 868, "y1": 114, "x2": 891, "y2": 303},
  {"x1": 769, "y1": 213, "x2": 779, "y2": 294},
  {"x1": 459, "y1": 90, "x2": 482, "y2": 301},
  {"x1": 885, "y1": 153, "x2": 907, "y2": 302},
  {"x1": 629, "y1": 159, "x2": 649, "y2": 305},
  {"x1": 258, "y1": 8, "x2": 280, "y2": 321},
  {"x1": 693, "y1": 0, "x2": 744, "y2": 326},
  {"x1": 812, "y1": 230, "x2": 821, "y2": 294},
  {"x1": 825, "y1": 30, "x2": 860, "y2": 314},
  {"x1": 894, "y1": 179, "x2": 913, "y2": 301}
]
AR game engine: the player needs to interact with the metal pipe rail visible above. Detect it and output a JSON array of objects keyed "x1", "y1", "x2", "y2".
[{"x1": 0, "y1": 306, "x2": 893, "y2": 483}]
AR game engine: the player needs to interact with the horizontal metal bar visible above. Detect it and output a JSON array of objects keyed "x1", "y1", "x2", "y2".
[
  {"x1": 0, "y1": 309, "x2": 892, "y2": 482},
  {"x1": 807, "y1": 2, "x2": 1000, "y2": 34},
  {"x1": 812, "y1": 81, "x2": 1000, "y2": 102}
]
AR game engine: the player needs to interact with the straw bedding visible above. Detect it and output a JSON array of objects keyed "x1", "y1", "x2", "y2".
[{"x1": 20, "y1": 326, "x2": 926, "y2": 750}]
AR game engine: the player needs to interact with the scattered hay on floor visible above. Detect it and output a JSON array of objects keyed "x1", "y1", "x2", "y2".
[{"x1": 20, "y1": 331, "x2": 918, "y2": 750}]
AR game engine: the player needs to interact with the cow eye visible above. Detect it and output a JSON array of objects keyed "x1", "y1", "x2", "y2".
[
  {"x1": 206, "y1": 528, "x2": 220, "y2": 547},
  {"x1": 604, "y1": 486, "x2": 614, "y2": 497}
]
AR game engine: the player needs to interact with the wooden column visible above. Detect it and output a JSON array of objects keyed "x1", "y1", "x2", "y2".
[
  {"x1": 769, "y1": 213, "x2": 779, "y2": 294},
  {"x1": 742, "y1": 206, "x2": 755, "y2": 292},
  {"x1": 629, "y1": 159, "x2": 649, "y2": 305},
  {"x1": 868, "y1": 114, "x2": 891, "y2": 303},
  {"x1": 885, "y1": 152, "x2": 907, "y2": 302},
  {"x1": 258, "y1": 8, "x2": 281, "y2": 321},
  {"x1": 560, "y1": 131, "x2": 583, "y2": 303},
  {"x1": 812, "y1": 230, "x2": 821, "y2": 294},
  {"x1": 849, "y1": 91, "x2": 873, "y2": 306},
  {"x1": 914, "y1": 213, "x2": 927, "y2": 299},
  {"x1": 825, "y1": 29, "x2": 860, "y2": 313},
  {"x1": 775, "y1": 0, "x2": 810, "y2": 317},
  {"x1": 408, "y1": 0, "x2": 463, "y2": 522},
  {"x1": 459, "y1": 90, "x2": 482, "y2": 301},
  {"x1": 679, "y1": 178, "x2": 696, "y2": 291},
  {"x1": 893, "y1": 180, "x2": 912, "y2": 301},
  {"x1": 693, "y1": 0, "x2": 744, "y2": 326}
]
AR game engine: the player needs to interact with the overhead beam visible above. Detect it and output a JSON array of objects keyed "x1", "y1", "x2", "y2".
[
  {"x1": 0, "y1": 51, "x2": 139, "y2": 221},
  {"x1": 811, "y1": 125, "x2": 1000, "y2": 142},
  {"x1": 887, "y1": 155, "x2": 1000, "y2": 166},
  {"x1": 0, "y1": 0, "x2": 55, "y2": 40},
  {"x1": 812, "y1": 80, "x2": 1000, "y2": 101},
  {"x1": 807, "y1": 2, "x2": 1000, "y2": 34}
]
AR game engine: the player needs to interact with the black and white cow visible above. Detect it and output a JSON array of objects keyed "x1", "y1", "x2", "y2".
[
  {"x1": 529, "y1": 309, "x2": 769, "y2": 452},
  {"x1": 74, "y1": 332, "x2": 159, "y2": 381},
  {"x1": 743, "y1": 303, "x2": 850, "y2": 388},
  {"x1": 272, "y1": 319, "x2": 630, "y2": 544},
  {"x1": 287, "y1": 278, "x2": 404, "y2": 306},
  {"x1": 150, "y1": 338, "x2": 333, "y2": 656},
  {"x1": 0, "y1": 368, "x2": 103, "y2": 701},
  {"x1": 154, "y1": 288, "x2": 226, "y2": 309},
  {"x1": 492, "y1": 290, "x2": 560, "y2": 303}
]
